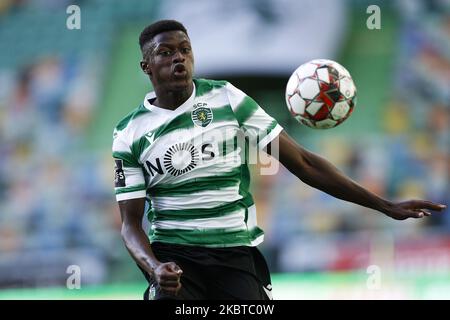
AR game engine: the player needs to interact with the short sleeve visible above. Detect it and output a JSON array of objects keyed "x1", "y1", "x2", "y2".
[
  {"x1": 112, "y1": 130, "x2": 146, "y2": 201},
  {"x1": 226, "y1": 82, "x2": 283, "y2": 149}
]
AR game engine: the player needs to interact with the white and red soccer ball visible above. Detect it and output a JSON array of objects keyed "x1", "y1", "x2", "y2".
[{"x1": 285, "y1": 59, "x2": 357, "y2": 129}]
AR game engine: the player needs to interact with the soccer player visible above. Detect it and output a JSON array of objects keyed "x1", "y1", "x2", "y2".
[{"x1": 112, "y1": 20, "x2": 446, "y2": 300}]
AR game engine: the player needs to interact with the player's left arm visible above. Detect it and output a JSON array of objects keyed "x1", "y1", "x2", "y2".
[{"x1": 266, "y1": 130, "x2": 447, "y2": 220}]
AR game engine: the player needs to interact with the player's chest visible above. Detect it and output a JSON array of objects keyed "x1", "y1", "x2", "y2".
[{"x1": 139, "y1": 104, "x2": 240, "y2": 182}]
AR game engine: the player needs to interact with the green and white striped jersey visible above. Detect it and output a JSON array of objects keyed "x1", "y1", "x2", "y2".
[{"x1": 112, "y1": 78, "x2": 282, "y2": 247}]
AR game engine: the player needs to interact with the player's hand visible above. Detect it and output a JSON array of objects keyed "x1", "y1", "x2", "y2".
[
  {"x1": 384, "y1": 200, "x2": 446, "y2": 220},
  {"x1": 153, "y1": 262, "x2": 183, "y2": 295}
]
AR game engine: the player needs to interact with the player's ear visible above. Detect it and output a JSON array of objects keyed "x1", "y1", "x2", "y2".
[{"x1": 140, "y1": 60, "x2": 152, "y2": 76}]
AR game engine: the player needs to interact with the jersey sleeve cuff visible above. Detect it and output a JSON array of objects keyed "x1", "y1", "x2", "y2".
[
  {"x1": 258, "y1": 124, "x2": 283, "y2": 150},
  {"x1": 116, "y1": 190, "x2": 146, "y2": 202}
]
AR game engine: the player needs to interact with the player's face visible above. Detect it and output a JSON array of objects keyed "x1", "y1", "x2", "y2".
[{"x1": 143, "y1": 30, "x2": 194, "y2": 92}]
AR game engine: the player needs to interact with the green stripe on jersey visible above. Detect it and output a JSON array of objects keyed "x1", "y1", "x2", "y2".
[
  {"x1": 148, "y1": 166, "x2": 241, "y2": 196},
  {"x1": 115, "y1": 104, "x2": 150, "y2": 131},
  {"x1": 112, "y1": 151, "x2": 140, "y2": 168},
  {"x1": 150, "y1": 227, "x2": 252, "y2": 247},
  {"x1": 238, "y1": 164, "x2": 251, "y2": 198},
  {"x1": 115, "y1": 184, "x2": 146, "y2": 194},
  {"x1": 266, "y1": 119, "x2": 278, "y2": 132},
  {"x1": 152, "y1": 104, "x2": 236, "y2": 141},
  {"x1": 234, "y1": 96, "x2": 259, "y2": 126},
  {"x1": 249, "y1": 226, "x2": 264, "y2": 239},
  {"x1": 152, "y1": 193, "x2": 254, "y2": 221},
  {"x1": 194, "y1": 78, "x2": 227, "y2": 97},
  {"x1": 152, "y1": 111, "x2": 192, "y2": 140},
  {"x1": 130, "y1": 135, "x2": 151, "y2": 162}
]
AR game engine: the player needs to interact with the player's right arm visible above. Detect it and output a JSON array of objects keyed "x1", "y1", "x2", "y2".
[
  {"x1": 113, "y1": 128, "x2": 182, "y2": 295},
  {"x1": 118, "y1": 198, "x2": 183, "y2": 295}
]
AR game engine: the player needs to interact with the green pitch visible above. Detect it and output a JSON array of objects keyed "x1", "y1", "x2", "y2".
[{"x1": 1, "y1": 272, "x2": 449, "y2": 300}]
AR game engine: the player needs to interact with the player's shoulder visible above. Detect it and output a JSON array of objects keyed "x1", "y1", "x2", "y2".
[
  {"x1": 193, "y1": 78, "x2": 247, "y2": 101},
  {"x1": 113, "y1": 103, "x2": 151, "y2": 139},
  {"x1": 193, "y1": 78, "x2": 229, "y2": 97}
]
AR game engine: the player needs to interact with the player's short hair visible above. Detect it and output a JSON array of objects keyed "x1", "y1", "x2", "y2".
[{"x1": 139, "y1": 20, "x2": 188, "y2": 54}]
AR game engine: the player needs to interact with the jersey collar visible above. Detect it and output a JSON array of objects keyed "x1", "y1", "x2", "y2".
[{"x1": 143, "y1": 83, "x2": 196, "y2": 115}]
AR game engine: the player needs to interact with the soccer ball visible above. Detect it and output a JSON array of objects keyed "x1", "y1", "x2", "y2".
[{"x1": 285, "y1": 59, "x2": 357, "y2": 129}]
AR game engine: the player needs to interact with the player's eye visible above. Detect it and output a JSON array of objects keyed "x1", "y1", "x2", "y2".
[
  {"x1": 159, "y1": 50, "x2": 172, "y2": 57},
  {"x1": 181, "y1": 47, "x2": 191, "y2": 54}
]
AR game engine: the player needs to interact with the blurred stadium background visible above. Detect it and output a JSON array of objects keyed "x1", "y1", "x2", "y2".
[{"x1": 0, "y1": 0, "x2": 449, "y2": 299}]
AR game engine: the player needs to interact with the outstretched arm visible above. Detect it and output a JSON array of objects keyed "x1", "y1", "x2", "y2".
[
  {"x1": 266, "y1": 131, "x2": 446, "y2": 220},
  {"x1": 119, "y1": 198, "x2": 183, "y2": 295}
]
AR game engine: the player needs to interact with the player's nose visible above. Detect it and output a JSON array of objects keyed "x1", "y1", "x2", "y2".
[{"x1": 172, "y1": 50, "x2": 185, "y2": 63}]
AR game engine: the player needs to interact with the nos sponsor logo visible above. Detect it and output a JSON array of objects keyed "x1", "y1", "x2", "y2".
[{"x1": 145, "y1": 143, "x2": 215, "y2": 177}]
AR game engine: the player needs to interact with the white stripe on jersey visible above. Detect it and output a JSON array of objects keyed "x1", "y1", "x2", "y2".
[
  {"x1": 151, "y1": 185, "x2": 241, "y2": 211},
  {"x1": 116, "y1": 190, "x2": 146, "y2": 201},
  {"x1": 151, "y1": 208, "x2": 247, "y2": 230}
]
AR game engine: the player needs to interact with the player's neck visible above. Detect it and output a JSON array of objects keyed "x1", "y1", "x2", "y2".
[{"x1": 152, "y1": 82, "x2": 194, "y2": 111}]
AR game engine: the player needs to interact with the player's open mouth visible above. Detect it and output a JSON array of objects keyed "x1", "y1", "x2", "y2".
[{"x1": 173, "y1": 64, "x2": 187, "y2": 77}]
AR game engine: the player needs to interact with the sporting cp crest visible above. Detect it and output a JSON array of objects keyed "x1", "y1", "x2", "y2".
[{"x1": 191, "y1": 103, "x2": 213, "y2": 127}]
